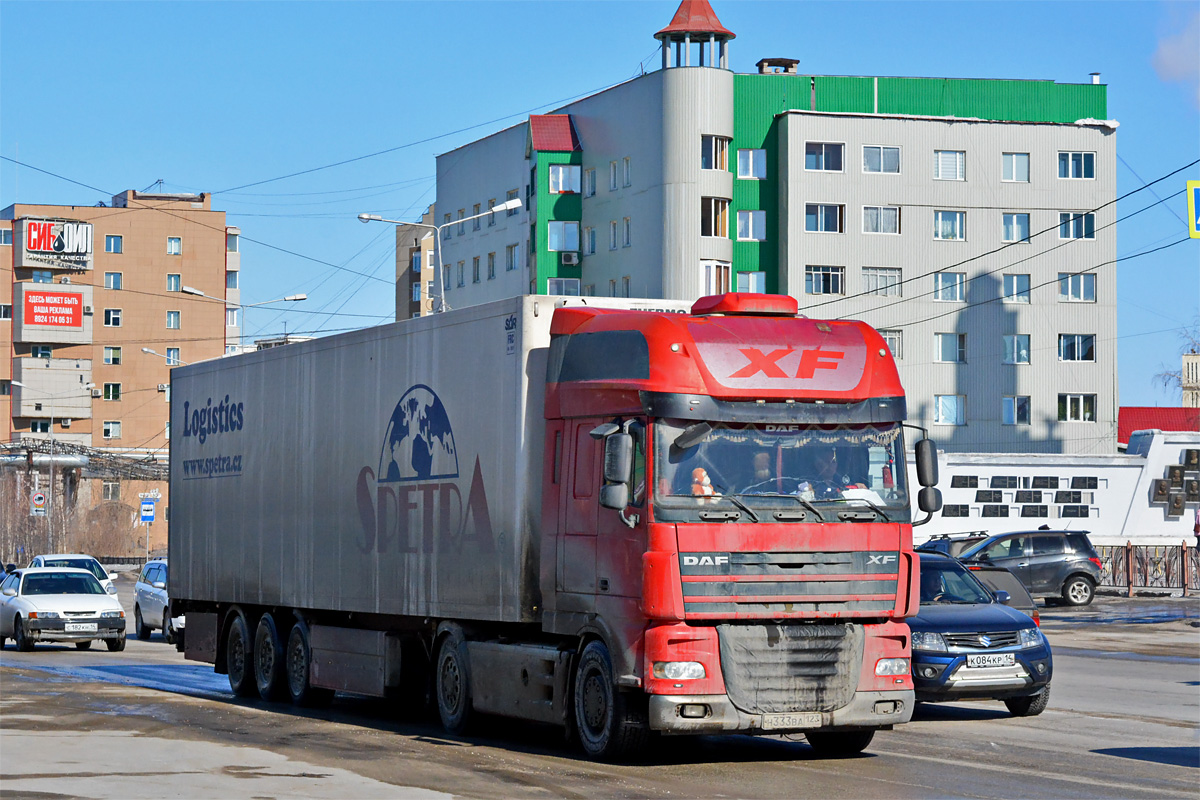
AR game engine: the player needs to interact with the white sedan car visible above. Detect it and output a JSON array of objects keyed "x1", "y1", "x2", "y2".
[
  {"x1": 28, "y1": 553, "x2": 118, "y2": 595},
  {"x1": 0, "y1": 568, "x2": 127, "y2": 651}
]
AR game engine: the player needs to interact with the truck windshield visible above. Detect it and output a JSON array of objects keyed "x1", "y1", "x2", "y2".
[{"x1": 653, "y1": 419, "x2": 909, "y2": 523}]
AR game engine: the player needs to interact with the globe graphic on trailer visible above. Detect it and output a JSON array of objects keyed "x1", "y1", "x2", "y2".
[{"x1": 378, "y1": 385, "x2": 459, "y2": 483}]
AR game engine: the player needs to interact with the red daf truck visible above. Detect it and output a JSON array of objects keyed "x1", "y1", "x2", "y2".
[{"x1": 171, "y1": 292, "x2": 941, "y2": 760}]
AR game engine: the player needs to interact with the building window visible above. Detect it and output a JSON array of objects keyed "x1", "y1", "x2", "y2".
[
  {"x1": 0, "y1": 229, "x2": 11, "y2": 245},
  {"x1": 863, "y1": 145, "x2": 900, "y2": 174},
  {"x1": 472, "y1": 203, "x2": 482, "y2": 230},
  {"x1": 1059, "y1": 272, "x2": 1096, "y2": 302},
  {"x1": 736, "y1": 271, "x2": 766, "y2": 293},
  {"x1": 609, "y1": 161, "x2": 618, "y2": 191},
  {"x1": 623, "y1": 157, "x2": 631, "y2": 187},
  {"x1": 487, "y1": 252, "x2": 496, "y2": 279},
  {"x1": 226, "y1": 233, "x2": 239, "y2": 252},
  {"x1": 32, "y1": 270, "x2": 52, "y2": 283},
  {"x1": 165, "y1": 348, "x2": 182, "y2": 367},
  {"x1": 226, "y1": 270, "x2": 239, "y2": 290},
  {"x1": 935, "y1": 332, "x2": 967, "y2": 363},
  {"x1": 506, "y1": 189, "x2": 519, "y2": 216},
  {"x1": 702, "y1": 261, "x2": 732, "y2": 295},
  {"x1": 863, "y1": 206, "x2": 900, "y2": 234},
  {"x1": 443, "y1": 265, "x2": 451, "y2": 290},
  {"x1": 805, "y1": 142, "x2": 843, "y2": 171},
  {"x1": 487, "y1": 198, "x2": 497, "y2": 226},
  {"x1": 442, "y1": 213, "x2": 452, "y2": 239},
  {"x1": 583, "y1": 227, "x2": 595, "y2": 256},
  {"x1": 103, "y1": 383, "x2": 121, "y2": 401},
  {"x1": 0, "y1": 304, "x2": 10, "y2": 320},
  {"x1": 102, "y1": 481, "x2": 120, "y2": 501},
  {"x1": 103, "y1": 420, "x2": 121, "y2": 439},
  {"x1": 472, "y1": 256, "x2": 481, "y2": 283},
  {"x1": 166, "y1": 274, "x2": 181, "y2": 292},
  {"x1": 933, "y1": 272, "x2": 965, "y2": 302},
  {"x1": 622, "y1": 217, "x2": 631, "y2": 247},
  {"x1": 1058, "y1": 393, "x2": 1096, "y2": 422},
  {"x1": 1002, "y1": 213, "x2": 1030, "y2": 243},
  {"x1": 549, "y1": 164, "x2": 581, "y2": 194},
  {"x1": 805, "y1": 265, "x2": 845, "y2": 295},
  {"x1": 863, "y1": 267, "x2": 902, "y2": 296},
  {"x1": 609, "y1": 221, "x2": 618, "y2": 250},
  {"x1": 934, "y1": 210, "x2": 966, "y2": 240},
  {"x1": 805, "y1": 203, "x2": 844, "y2": 233},
  {"x1": 32, "y1": 345, "x2": 52, "y2": 358},
  {"x1": 934, "y1": 150, "x2": 966, "y2": 181},
  {"x1": 31, "y1": 420, "x2": 50, "y2": 434},
  {"x1": 456, "y1": 209, "x2": 465, "y2": 236},
  {"x1": 737, "y1": 210, "x2": 766, "y2": 241},
  {"x1": 701, "y1": 135, "x2": 730, "y2": 171},
  {"x1": 105, "y1": 234, "x2": 123, "y2": 254},
  {"x1": 879, "y1": 329, "x2": 902, "y2": 359},
  {"x1": 166, "y1": 310, "x2": 181, "y2": 329},
  {"x1": 226, "y1": 308, "x2": 240, "y2": 327},
  {"x1": 103, "y1": 346, "x2": 122, "y2": 365},
  {"x1": 1059, "y1": 212, "x2": 1095, "y2": 240},
  {"x1": 104, "y1": 309, "x2": 122, "y2": 327},
  {"x1": 411, "y1": 282, "x2": 421, "y2": 303},
  {"x1": 1003, "y1": 152, "x2": 1030, "y2": 182},
  {"x1": 166, "y1": 236, "x2": 182, "y2": 255},
  {"x1": 1003, "y1": 274, "x2": 1031, "y2": 303},
  {"x1": 1058, "y1": 151, "x2": 1095, "y2": 179},
  {"x1": 700, "y1": 197, "x2": 728, "y2": 238},
  {"x1": 1059, "y1": 333, "x2": 1096, "y2": 362},
  {"x1": 737, "y1": 148, "x2": 767, "y2": 179},
  {"x1": 1003, "y1": 334, "x2": 1031, "y2": 365},
  {"x1": 583, "y1": 170, "x2": 596, "y2": 198},
  {"x1": 104, "y1": 272, "x2": 122, "y2": 290},
  {"x1": 620, "y1": 276, "x2": 629, "y2": 297},
  {"x1": 547, "y1": 221, "x2": 580, "y2": 252},
  {"x1": 505, "y1": 244, "x2": 518, "y2": 271},
  {"x1": 548, "y1": 278, "x2": 581, "y2": 296},
  {"x1": 934, "y1": 395, "x2": 966, "y2": 425},
  {"x1": 457, "y1": 261, "x2": 465, "y2": 287}
]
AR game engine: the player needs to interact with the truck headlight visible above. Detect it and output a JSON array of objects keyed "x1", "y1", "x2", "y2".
[
  {"x1": 911, "y1": 631, "x2": 947, "y2": 652},
  {"x1": 1018, "y1": 628, "x2": 1043, "y2": 648},
  {"x1": 875, "y1": 658, "x2": 910, "y2": 676},
  {"x1": 28, "y1": 611, "x2": 60, "y2": 619},
  {"x1": 101, "y1": 610, "x2": 124, "y2": 619},
  {"x1": 652, "y1": 661, "x2": 706, "y2": 680}
]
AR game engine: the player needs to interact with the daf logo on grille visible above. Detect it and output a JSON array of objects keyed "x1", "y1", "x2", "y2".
[{"x1": 682, "y1": 555, "x2": 730, "y2": 566}]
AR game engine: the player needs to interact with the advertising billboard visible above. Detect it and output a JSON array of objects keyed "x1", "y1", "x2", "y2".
[
  {"x1": 23, "y1": 290, "x2": 83, "y2": 327},
  {"x1": 15, "y1": 217, "x2": 94, "y2": 271}
]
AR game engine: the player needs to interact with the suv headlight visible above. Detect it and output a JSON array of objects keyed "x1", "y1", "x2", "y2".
[
  {"x1": 1018, "y1": 627, "x2": 1043, "y2": 648},
  {"x1": 652, "y1": 661, "x2": 706, "y2": 680},
  {"x1": 911, "y1": 631, "x2": 947, "y2": 652}
]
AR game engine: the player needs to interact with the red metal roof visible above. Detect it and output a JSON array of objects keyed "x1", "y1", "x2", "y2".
[
  {"x1": 1118, "y1": 406, "x2": 1200, "y2": 444},
  {"x1": 528, "y1": 115, "x2": 580, "y2": 152},
  {"x1": 655, "y1": 0, "x2": 735, "y2": 40}
]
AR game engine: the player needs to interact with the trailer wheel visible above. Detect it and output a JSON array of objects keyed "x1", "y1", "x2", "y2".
[
  {"x1": 435, "y1": 631, "x2": 473, "y2": 735},
  {"x1": 285, "y1": 622, "x2": 333, "y2": 708},
  {"x1": 573, "y1": 640, "x2": 648, "y2": 761},
  {"x1": 254, "y1": 613, "x2": 288, "y2": 701},
  {"x1": 805, "y1": 729, "x2": 875, "y2": 757},
  {"x1": 225, "y1": 612, "x2": 257, "y2": 697}
]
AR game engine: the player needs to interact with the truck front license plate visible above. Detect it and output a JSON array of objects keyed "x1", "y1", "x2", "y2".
[
  {"x1": 64, "y1": 623, "x2": 97, "y2": 633},
  {"x1": 966, "y1": 653, "x2": 1015, "y2": 668},
  {"x1": 761, "y1": 712, "x2": 822, "y2": 731}
]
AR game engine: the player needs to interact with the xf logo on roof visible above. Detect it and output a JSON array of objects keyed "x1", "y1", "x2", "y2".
[{"x1": 730, "y1": 347, "x2": 845, "y2": 380}]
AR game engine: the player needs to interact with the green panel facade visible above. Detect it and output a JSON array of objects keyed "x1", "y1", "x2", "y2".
[{"x1": 531, "y1": 149, "x2": 583, "y2": 295}]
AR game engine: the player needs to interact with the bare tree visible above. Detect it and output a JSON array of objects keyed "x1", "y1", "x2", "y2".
[{"x1": 1153, "y1": 320, "x2": 1200, "y2": 400}]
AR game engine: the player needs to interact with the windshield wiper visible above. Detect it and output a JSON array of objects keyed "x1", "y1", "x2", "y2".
[
  {"x1": 812, "y1": 496, "x2": 890, "y2": 522},
  {"x1": 718, "y1": 493, "x2": 760, "y2": 523},
  {"x1": 730, "y1": 492, "x2": 822, "y2": 523}
]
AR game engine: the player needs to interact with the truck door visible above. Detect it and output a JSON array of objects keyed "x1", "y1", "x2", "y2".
[{"x1": 558, "y1": 421, "x2": 599, "y2": 596}]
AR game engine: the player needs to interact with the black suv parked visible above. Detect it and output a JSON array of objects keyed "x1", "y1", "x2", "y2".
[{"x1": 958, "y1": 530, "x2": 1103, "y2": 606}]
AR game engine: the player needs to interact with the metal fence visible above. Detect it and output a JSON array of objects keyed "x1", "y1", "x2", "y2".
[{"x1": 1096, "y1": 543, "x2": 1200, "y2": 595}]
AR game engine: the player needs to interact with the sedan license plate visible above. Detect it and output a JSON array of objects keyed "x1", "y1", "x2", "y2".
[
  {"x1": 64, "y1": 623, "x2": 97, "y2": 633},
  {"x1": 761, "y1": 712, "x2": 822, "y2": 731},
  {"x1": 966, "y1": 652, "x2": 1015, "y2": 668}
]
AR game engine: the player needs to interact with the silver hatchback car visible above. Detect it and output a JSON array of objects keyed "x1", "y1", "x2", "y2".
[{"x1": 133, "y1": 559, "x2": 184, "y2": 643}]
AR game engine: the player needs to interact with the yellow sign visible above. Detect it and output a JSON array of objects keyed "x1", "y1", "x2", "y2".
[{"x1": 1189, "y1": 180, "x2": 1200, "y2": 239}]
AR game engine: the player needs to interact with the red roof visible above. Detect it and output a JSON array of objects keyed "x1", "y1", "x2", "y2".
[
  {"x1": 1118, "y1": 406, "x2": 1200, "y2": 444},
  {"x1": 655, "y1": 0, "x2": 735, "y2": 40},
  {"x1": 528, "y1": 115, "x2": 580, "y2": 152}
]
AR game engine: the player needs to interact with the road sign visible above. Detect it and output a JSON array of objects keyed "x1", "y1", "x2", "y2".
[
  {"x1": 141, "y1": 500, "x2": 156, "y2": 523},
  {"x1": 30, "y1": 491, "x2": 47, "y2": 517},
  {"x1": 138, "y1": 490, "x2": 162, "y2": 499},
  {"x1": 1189, "y1": 180, "x2": 1200, "y2": 239}
]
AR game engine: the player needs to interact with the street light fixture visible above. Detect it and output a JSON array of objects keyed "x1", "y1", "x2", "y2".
[
  {"x1": 141, "y1": 347, "x2": 190, "y2": 366},
  {"x1": 179, "y1": 287, "x2": 307, "y2": 350},
  {"x1": 358, "y1": 197, "x2": 523, "y2": 314}
]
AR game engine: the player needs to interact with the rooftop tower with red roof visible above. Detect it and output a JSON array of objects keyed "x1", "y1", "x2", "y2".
[{"x1": 655, "y1": 0, "x2": 735, "y2": 70}]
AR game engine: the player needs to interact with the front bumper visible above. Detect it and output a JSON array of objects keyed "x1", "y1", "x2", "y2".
[
  {"x1": 648, "y1": 689, "x2": 913, "y2": 734},
  {"x1": 25, "y1": 618, "x2": 126, "y2": 642},
  {"x1": 913, "y1": 646, "x2": 1051, "y2": 701}
]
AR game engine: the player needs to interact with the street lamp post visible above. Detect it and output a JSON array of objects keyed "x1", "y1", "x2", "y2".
[
  {"x1": 358, "y1": 197, "x2": 523, "y2": 314},
  {"x1": 179, "y1": 287, "x2": 307, "y2": 352}
]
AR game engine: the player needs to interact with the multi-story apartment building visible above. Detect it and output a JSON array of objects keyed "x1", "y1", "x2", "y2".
[
  {"x1": 395, "y1": 205, "x2": 437, "y2": 320},
  {"x1": 428, "y1": 0, "x2": 1117, "y2": 454},
  {"x1": 2, "y1": 190, "x2": 235, "y2": 454}
]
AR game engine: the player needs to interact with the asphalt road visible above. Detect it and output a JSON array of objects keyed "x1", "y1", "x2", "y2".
[{"x1": 0, "y1": 583, "x2": 1196, "y2": 799}]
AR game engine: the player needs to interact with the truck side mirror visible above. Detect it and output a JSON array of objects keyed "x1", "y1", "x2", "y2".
[
  {"x1": 915, "y1": 438, "x2": 939, "y2": 488},
  {"x1": 599, "y1": 483, "x2": 629, "y2": 511},
  {"x1": 603, "y1": 433, "x2": 633, "y2": 484},
  {"x1": 918, "y1": 486, "x2": 942, "y2": 513}
]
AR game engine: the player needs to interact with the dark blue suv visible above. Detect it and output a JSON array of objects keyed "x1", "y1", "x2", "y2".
[{"x1": 910, "y1": 553, "x2": 1052, "y2": 716}]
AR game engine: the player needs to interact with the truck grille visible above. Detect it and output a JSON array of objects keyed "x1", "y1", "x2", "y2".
[
  {"x1": 944, "y1": 631, "x2": 1019, "y2": 649},
  {"x1": 716, "y1": 623, "x2": 864, "y2": 714},
  {"x1": 679, "y1": 551, "x2": 899, "y2": 619}
]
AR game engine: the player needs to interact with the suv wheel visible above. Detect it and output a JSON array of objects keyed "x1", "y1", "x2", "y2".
[
  {"x1": 1061, "y1": 575, "x2": 1095, "y2": 606},
  {"x1": 1005, "y1": 684, "x2": 1050, "y2": 716}
]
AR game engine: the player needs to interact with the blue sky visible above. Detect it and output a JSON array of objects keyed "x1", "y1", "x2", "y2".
[{"x1": 2, "y1": 1, "x2": 1197, "y2": 407}]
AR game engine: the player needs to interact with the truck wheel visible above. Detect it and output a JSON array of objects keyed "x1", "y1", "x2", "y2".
[
  {"x1": 106, "y1": 632, "x2": 126, "y2": 652},
  {"x1": 285, "y1": 622, "x2": 333, "y2": 708},
  {"x1": 75, "y1": 640, "x2": 93, "y2": 650},
  {"x1": 573, "y1": 640, "x2": 648, "y2": 761},
  {"x1": 1005, "y1": 684, "x2": 1050, "y2": 717},
  {"x1": 134, "y1": 605, "x2": 152, "y2": 640},
  {"x1": 254, "y1": 614, "x2": 288, "y2": 701},
  {"x1": 435, "y1": 631, "x2": 473, "y2": 735},
  {"x1": 225, "y1": 612, "x2": 257, "y2": 697},
  {"x1": 14, "y1": 617, "x2": 34, "y2": 651},
  {"x1": 805, "y1": 729, "x2": 875, "y2": 757},
  {"x1": 1062, "y1": 576, "x2": 1095, "y2": 607}
]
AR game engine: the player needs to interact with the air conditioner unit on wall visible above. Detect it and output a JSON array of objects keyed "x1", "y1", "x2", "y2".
[
  {"x1": 83, "y1": 305, "x2": 93, "y2": 315},
  {"x1": 91, "y1": 389, "x2": 102, "y2": 398},
  {"x1": 61, "y1": 419, "x2": 71, "y2": 428},
  {"x1": 157, "y1": 384, "x2": 168, "y2": 392},
  {"x1": 561, "y1": 252, "x2": 579, "y2": 266}
]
